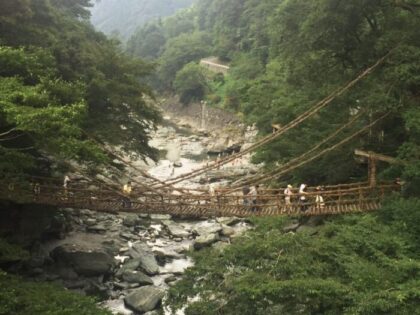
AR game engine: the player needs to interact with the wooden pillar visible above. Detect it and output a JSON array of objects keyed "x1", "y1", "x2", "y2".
[{"x1": 368, "y1": 156, "x2": 377, "y2": 187}]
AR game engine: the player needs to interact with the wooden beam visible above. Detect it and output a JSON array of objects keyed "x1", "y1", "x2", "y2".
[{"x1": 354, "y1": 149, "x2": 402, "y2": 165}]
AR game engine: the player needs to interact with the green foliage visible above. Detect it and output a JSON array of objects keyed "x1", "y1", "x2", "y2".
[
  {"x1": 130, "y1": 0, "x2": 420, "y2": 186},
  {"x1": 90, "y1": 0, "x2": 196, "y2": 42},
  {"x1": 0, "y1": 238, "x2": 29, "y2": 265},
  {"x1": 0, "y1": 270, "x2": 112, "y2": 315},
  {"x1": 167, "y1": 199, "x2": 420, "y2": 314},
  {"x1": 0, "y1": 0, "x2": 161, "y2": 177},
  {"x1": 174, "y1": 62, "x2": 209, "y2": 104},
  {"x1": 157, "y1": 32, "x2": 212, "y2": 89}
]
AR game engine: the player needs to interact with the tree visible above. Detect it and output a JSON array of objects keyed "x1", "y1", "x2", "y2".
[
  {"x1": 0, "y1": 0, "x2": 161, "y2": 177},
  {"x1": 157, "y1": 32, "x2": 212, "y2": 89},
  {"x1": 174, "y1": 62, "x2": 209, "y2": 104}
]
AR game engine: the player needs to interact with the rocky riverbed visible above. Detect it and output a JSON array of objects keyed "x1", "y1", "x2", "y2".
[
  {"x1": 18, "y1": 113, "x2": 259, "y2": 314},
  {"x1": 27, "y1": 208, "x2": 250, "y2": 315}
]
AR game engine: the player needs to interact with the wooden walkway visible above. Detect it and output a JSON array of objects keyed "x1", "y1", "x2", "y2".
[{"x1": 0, "y1": 179, "x2": 399, "y2": 218}]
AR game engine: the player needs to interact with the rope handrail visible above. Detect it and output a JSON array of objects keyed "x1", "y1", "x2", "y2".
[
  {"x1": 152, "y1": 49, "x2": 395, "y2": 188},
  {"x1": 224, "y1": 112, "x2": 390, "y2": 191},
  {"x1": 0, "y1": 182, "x2": 398, "y2": 218},
  {"x1": 229, "y1": 112, "x2": 365, "y2": 190}
]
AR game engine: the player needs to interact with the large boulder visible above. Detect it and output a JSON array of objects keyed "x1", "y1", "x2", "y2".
[
  {"x1": 129, "y1": 244, "x2": 159, "y2": 275},
  {"x1": 194, "y1": 233, "x2": 220, "y2": 250},
  {"x1": 122, "y1": 270, "x2": 154, "y2": 285},
  {"x1": 124, "y1": 286, "x2": 165, "y2": 313},
  {"x1": 51, "y1": 244, "x2": 114, "y2": 276},
  {"x1": 216, "y1": 217, "x2": 242, "y2": 226},
  {"x1": 192, "y1": 221, "x2": 222, "y2": 236},
  {"x1": 162, "y1": 221, "x2": 190, "y2": 238},
  {"x1": 115, "y1": 258, "x2": 141, "y2": 277},
  {"x1": 123, "y1": 214, "x2": 139, "y2": 227}
]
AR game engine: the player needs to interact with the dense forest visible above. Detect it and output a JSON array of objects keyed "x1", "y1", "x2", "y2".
[
  {"x1": 0, "y1": 0, "x2": 419, "y2": 314},
  {"x1": 90, "y1": 0, "x2": 196, "y2": 41},
  {"x1": 0, "y1": 1, "x2": 158, "y2": 313},
  {"x1": 129, "y1": 0, "x2": 420, "y2": 188},
  {"x1": 126, "y1": 0, "x2": 420, "y2": 314},
  {"x1": 0, "y1": 0, "x2": 161, "y2": 179}
]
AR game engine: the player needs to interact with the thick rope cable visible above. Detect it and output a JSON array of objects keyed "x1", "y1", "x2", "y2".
[
  {"x1": 83, "y1": 132, "x2": 200, "y2": 196},
  {"x1": 152, "y1": 49, "x2": 395, "y2": 188},
  {"x1": 228, "y1": 112, "x2": 390, "y2": 190},
  {"x1": 229, "y1": 112, "x2": 365, "y2": 189}
]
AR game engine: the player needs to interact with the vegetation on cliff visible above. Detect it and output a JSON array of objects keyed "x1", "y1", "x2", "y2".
[
  {"x1": 0, "y1": 270, "x2": 112, "y2": 315},
  {"x1": 129, "y1": 0, "x2": 420, "y2": 188},
  {"x1": 167, "y1": 197, "x2": 420, "y2": 315},
  {"x1": 0, "y1": 0, "x2": 161, "y2": 177}
]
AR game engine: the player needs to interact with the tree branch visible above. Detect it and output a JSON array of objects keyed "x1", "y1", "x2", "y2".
[{"x1": 0, "y1": 128, "x2": 16, "y2": 137}]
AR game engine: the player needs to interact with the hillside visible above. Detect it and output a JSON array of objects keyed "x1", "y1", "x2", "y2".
[{"x1": 90, "y1": 0, "x2": 195, "y2": 41}]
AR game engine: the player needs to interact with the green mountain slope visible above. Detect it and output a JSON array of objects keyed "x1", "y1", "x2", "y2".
[{"x1": 90, "y1": 0, "x2": 196, "y2": 41}]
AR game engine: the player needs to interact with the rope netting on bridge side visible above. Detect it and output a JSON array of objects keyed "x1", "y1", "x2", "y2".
[
  {"x1": 0, "y1": 177, "x2": 399, "y2": 218},
  {"x1": 150, "y1": 50, "x2": 395, "y2": 189},
  {"x1": 222, "y1": 112, "x2": 391, "y2": 192}
]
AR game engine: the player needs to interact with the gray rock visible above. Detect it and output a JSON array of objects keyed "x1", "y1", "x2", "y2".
[
  {"x1": 138, "y1": 254, "x2": 159, "y2": 275},
  {"x1": 193, "y1": 222, "x2": 223, "y2": 236},
  {"x1": 87, "y1": 224, "x2": 107, "y2": 234},
  {"x1": 216, "y1": 217, "x2": 242, "y2": 226},
  {"x1": 120, "y1": 232, "x2": 137, "y2": 240},
  {"x1": 57, "y1": 266, "x2": 79, "y2": 280},
  {"x1": 162, "y1": 221, "x2": 190, "y2": 238},
  {"x1": 153, "y1": 248, "x2": 182, "y2": 259},
  {"x1": 123, "y1": 214, "x2": 139, "y2": 227},
  {"x1": 113, "y1": 281, "x2": 133, "y2": 290},
  {"x1": 150, "y1": 214, "x2": 172, "y2": 222},
  {"x1": 84, "y1": 218, "x2": 97, "y2": 226},
  {"x1": 51, "y1": 245, "x2": 114, "y2": 277},
  {"x1": 129, "y1": 243, "x2": 149, "y2": 258},
  {"x1": 124, "y1": 286, "x2": 165, "y2": 313},
  {"x1": 220, "y1": 225, "x2": 235, "y2": 237},
  {"x1": 194, "y1": 233, "x2": 220, "y2": 250},
  {"x1": 80, "y1": 209, "x2": 94, "y2": 217},
  {"x1": 164, "y1": 275, "x2": 177, "y2": 283},
  {"x1": 122, "y1": 270, "x2": 154, "y2": 285},
  {"x1": 115, "y1": 258, "x2": 141, "y2": 277}
]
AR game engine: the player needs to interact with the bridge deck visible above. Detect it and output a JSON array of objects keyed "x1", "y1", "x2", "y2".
[{"x1": 0, "y1": 179, "x2": 399, "y2": 218}]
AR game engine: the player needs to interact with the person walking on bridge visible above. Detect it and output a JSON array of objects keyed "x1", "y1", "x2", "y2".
[
  {"x1": 63, "y1": 175, "x2": 71, "y2": 199},
  {"x1": 315, "y1": 186, "x2": 325, "y2": 213},
  {"x1": 284, "y1": 184, "x2": 293, "y2": 211},
  {"x1": 122, "y1": 181, "x2": 132, "y2": 208},
  {"x1": 250, "y1": 185, "x2": 259, "y2": 212},
  {"x1": 242, "y1": 186, "x2": 251, "y2": 206},
  {"x1": 299, "y1": 183, "x2": 308, "y2": 212}
]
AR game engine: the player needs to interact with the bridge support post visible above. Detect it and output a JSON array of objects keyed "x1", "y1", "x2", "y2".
[{"x1": 368, "y1": 156, "x2": 377, "y2": 187}]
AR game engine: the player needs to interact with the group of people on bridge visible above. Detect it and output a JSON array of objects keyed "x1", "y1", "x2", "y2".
[{"x1": 241, "y1": 183, "x2": 325, "y2": 212}]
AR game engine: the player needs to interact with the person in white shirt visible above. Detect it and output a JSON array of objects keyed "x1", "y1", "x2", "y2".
[
  {"x1": 284, "y1": 184, "x2": 293, "y2": 209},
  {"x1": 315, "y1": 186, "x2": 325, "y2": 212},
  {"x1": 299, "y1": 183, "x2": 308, "y2": 212},
  {"x1": 63, "y1": 175, "x2": 71, "y2": 199}
]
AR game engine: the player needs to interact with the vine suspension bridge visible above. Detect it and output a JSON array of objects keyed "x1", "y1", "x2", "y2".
[{"x1": 0, "y1": 50, "x2": 401, "y2": 218}]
